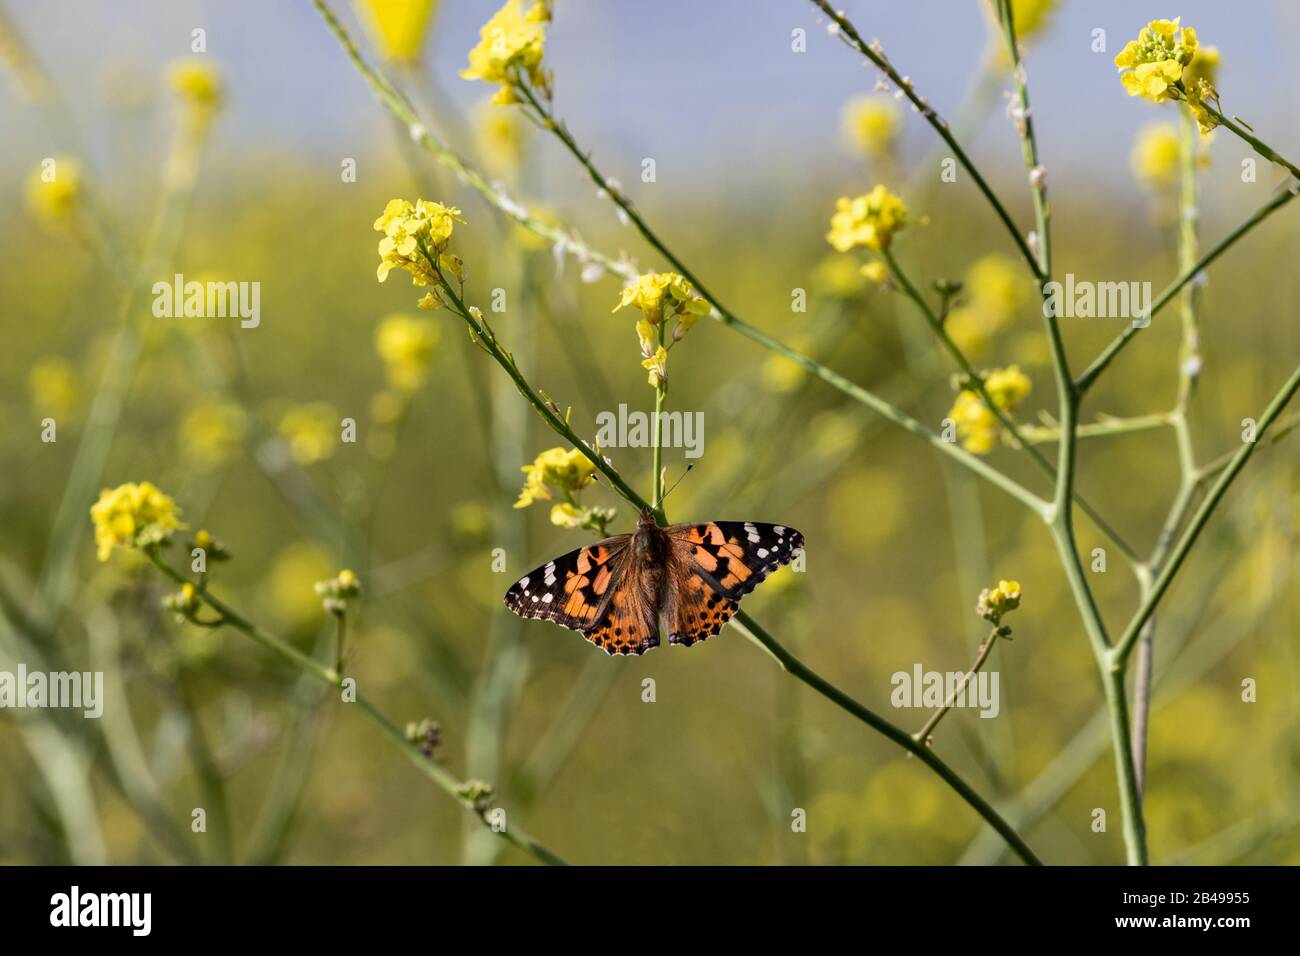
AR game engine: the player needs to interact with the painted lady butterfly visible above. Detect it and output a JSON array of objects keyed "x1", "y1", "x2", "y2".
[{"x1": 504, "y1": 509, "x2": 804, "y2": 655}]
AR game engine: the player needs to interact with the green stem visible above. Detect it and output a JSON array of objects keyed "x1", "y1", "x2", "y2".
[
  {"x1": 1110, "y1": 361, "x2": 1300, "y2": 667},
  {"x1": 1202, "y1": 102, "x2": 1300, "y2": 182},
  {"x1": 912, "y1": 627, "x2": 1006, "y2": 745},
  {"x1": 145, "y1": 550, "x2": 568, "y2": 866},
  {"x1": 1076, "y1": 186, "x2": 1298, "y2": 392},
  {"x1": 1020, "y1": 412, "x2": 1171, "y2": 444},
  {"x1": 733, "y1": 611, "x2": 1042, "y2": 866},
  {"x1": 651, "y1": 319, "x2": 667, "y2": 508},
  {"x1": 808, "y1": 0, "x2": 1044, "y2": 281}
]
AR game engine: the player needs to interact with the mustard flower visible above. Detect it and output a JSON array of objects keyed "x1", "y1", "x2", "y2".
[
  {"x1": 1114, "y1": 16, "x2": 1220, "y2": 131},
  {"x1": 374, "y1": 198, "x2": 465, "y2": 287},
  {"x1": 25, "y1": 156, "x2": 81, "y2": 227},
  {"x1": 641, "y1": 345, "x2": 669, "y2": 388},
  {"x1": 356, "y1": 0, "x2": 438, "y2": 64},
  {"x1": 514, "y1": 446, "x2": 596, "y2": 509},
  {"x1": 90, "y1": 481, "x2": 184, "y2": 561},
  {"x1": 375, "y1": 314, "x2": 440, "y2": 392},
  {"x1": 1130, "y1": 123, "x2": 1180, "y2": 188},
  {"x1": 613, "y1": 272, "x2": 710, "y2": 326},
  {"x1": 460, "y1": 0, "x2": 551, "y2": 106},
  {"x1": 947, "y1": 366, "x2": 1030, "y2": 455},
  {"x1": 163, "y1": 582, "x2": 201, "y2": 622},
  {"x1": 474, "y1": 97, "x2": 527, "y2": 176},
  {"x1": 945, "y1": 254, "x2": 1027, "y2": 355},
  {"x1": 279, "y1": 402, "x2": 338, "y2": 464},
  {"x1": 841, "y1": 95, "x2": 901, "y2": 159},
  {"x1": 813, "y1": 254, "x2": 869, "y2": 299},
  {"x1": 826, "y1": 185, "x2": 909, "y2": 252},
  {"x1": 316, "y1": 568, "x2": 363, "y2": 615},
  {"x1": 977, "y1": 580, "x2": 1022, "y2": 625}
]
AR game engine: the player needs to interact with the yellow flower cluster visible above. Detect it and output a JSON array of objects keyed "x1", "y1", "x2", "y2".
[
  {"x1": 461, "y1": 0, "x2": 551, "y2": 106},
  {"x1": 357, "y1": 0, "x2": 438, "y2": 64},
  {"x1": 977, "y1": 580, "x2": 1022, "y2": 625},
  {"x1": 826, "y1": 185, "x2": 909, "y2": 253},
  {"x1": 375, "y1": 314, "x2": 440, "y2": 392},
  {"x1": 614, "y1": 272, "x2": 711, "y2": 388},
  {"x1": 90, "y1": 481, "x2": 184, "y2": 561},
  {"x1": 945, "y1": 254, "x2": 1028, "y2": 355},
  {"x1": 25, "y1": 156, "x2": 81, "y2": 228},
  {"x1": 841, "y1": 96, "x2": 901, "y2": 159},
  {"x1": 374, "y1": 198, "x2": 465, "y2": 304},
  {"x1": 168, "y1": 58, "x2": 223, "y2": 125},
  {"x1": 515, "y1": 446, "x2": 597, "y2": 509},
  {"x1": 1115, "y1": 18, "x2": 1220, "y2": 132},
  {"x1": 947, "y1": 365, "x2": 1031, "y2": 455},
  {"x1": 28, "y1": 356, "x2": 79, "y2": 420}
]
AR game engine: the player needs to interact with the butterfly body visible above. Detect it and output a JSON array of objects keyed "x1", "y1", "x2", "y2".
[{"x1": 504, "y1": 510, "x2": 804, "y2": 656}]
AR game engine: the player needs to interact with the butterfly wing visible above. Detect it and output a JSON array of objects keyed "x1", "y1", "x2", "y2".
[
  {"x1": 583, "y1": 558, "x2": 662, "y2": 656},
  {"x1": 663, "y1": 521, "x2": 804, "y2": 646},
  {"x1": 503, "y1": 535, "x2": 630, "y2": 631}
]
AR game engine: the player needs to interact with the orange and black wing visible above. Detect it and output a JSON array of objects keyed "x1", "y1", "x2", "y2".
[
  {"x1": 503, "y1": 536, "x2": 629, "y2": 632},
  {"x1": 663, "y1": 521, "x2": 804, "y2": 647}
]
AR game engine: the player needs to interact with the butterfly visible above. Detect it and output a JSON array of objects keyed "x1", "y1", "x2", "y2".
[{"x1": 503, "y1": 509, "x2": 804, "y2": 655}]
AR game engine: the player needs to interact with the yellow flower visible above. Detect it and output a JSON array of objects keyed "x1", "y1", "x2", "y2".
[
  {"x1": 181, "y1": 402, "x2": 248, "y2": 466},
  {"x1": 948, "y1": 391, "x2": 1000, "y2": 455},
  {"x1": 1130, "y1": 123, "x2": 1180, "y2": 187},
  {"x1": 550, "y1": 501, "x2": 583, "y2": 528},
  {"x1": 515, "y1": 446, "x2": 596, "y2": 509},
  {"x1": 375, "y1": 314, "x2": 440, "y2": 392},
  {"x1": 1011, "y1": 0, "x2": 1056, "y2": 38},
  {"x1": 613, "y1": 272, "x2": 710, "y2": 325},
  {"x1": 977, "y1": 579, "x2": 1022, "y2": 624},
  {"x1": 860, "y1": 260, "x2": 888, "y2": 284},
  {"x1": 826, "y1": 185, "x2": 909, "y2": 252},
  {"x1": 641, "y1": 345, "x2": 669, "y2": 388},
  {"x1": 947, "y1": 367, "x2": 1029, "y2": 455},
  {"x1": 168, "y1": 58, "x2": 223, "y2": 122},
  {"x1": 265, "y1": 542, "x2": 335, "y2": 627},
  {"x1": 841, "y1": 95, "x2": 901, "y2": 159},
  {"x1": 90, "y1": 481, "x2": 184, "y2": 561},
  {"x1": 28, "y1": 356, "x2": 78, "y2": 420},
  {"x1": 460, "y1": 0, "x2": 551, "y2": 106},
  {"x1": 25, "y1": 156, "x2": 81, "y2": 227},
  {"x1": 279, "y1": 402, "x2": 338, "y2": 464},
  {"x1": 356, "y1": 0, "x2": 438, "y2": 64},
  {"x1": 1182, "y1": 45, "x2": 1222, "y2": 133},
  {"x1": 1114, "y1": 18, "x2": 1197, "y2": 104},
  {"x1": 984, "y1": 365, "x2": 1032, "y2": 410},
  {"x1": 374, "y1": 198, "x2": 465, "y2": 286}
]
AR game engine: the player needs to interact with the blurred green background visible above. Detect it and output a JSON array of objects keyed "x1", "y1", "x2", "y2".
[{"x1": 1, "y1": 0, "x2": 1298, "y2": 864}]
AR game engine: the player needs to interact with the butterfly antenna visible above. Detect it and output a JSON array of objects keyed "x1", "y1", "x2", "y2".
[{"x1": 655, "y1": 463, "x2": 695, "y2": 510}]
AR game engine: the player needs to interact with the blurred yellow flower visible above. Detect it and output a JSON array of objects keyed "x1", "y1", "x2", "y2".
[
  {"x1": 356, "y1": 0, "x2": 438, "y2": 64},
  {"x1": 948, "y1": 366, "x2": 1030, "y2": 455},
  {"x1": 946, "y1": 254, "x2": 1027, "y2": 354},
  {"x1": 474, "y1": 97, "x2": 527, "y2": 176},
  {"x1": 168, "y1": 58, "x2": 223, "y2": 122},
  {"x1": 279, "y1": 402, "x2": 338, "y2": 464},
  {"x1": 374, "y1": 198, "x2": 464, "y2": 285},
  {"x1": 841, "y1": 95, "x2": 901, "y2": 159},
  {"x1": 265, "y1": 542, "x2": 335, "y2": 627},
  {"x1": 25, "y1": 156, "x2": 81, "y2": 227},
  {"x1": 761, "y1": 336, "x2": 813, "y2": 394},
  {"x1": 375, "y1": 314, "x2": 439, "y2": 391},
  {"x1": 1114, "y1": 18, "x2": 1197, "y2": 104},
  {"x1": 515, "y1": 446, "x2": 596, "y2": 509},
  {"x1": 550, "y1": 501, "x2": 583, "y2": 528},
  {"x1": 1010, "y1": 0, "x2": 1056, "y2": 38},
  {"x1": 460, "y1": 0, "x2": 550, "y2": 106},
  {"x1": 984, "y1": 365, "x2": 1032, "y2": 409},
  {"x1": 826, "y1": 185, "x2": 908, "y2": 252},
  {"x1": 813, "y1": 254, "x2": 868, "y2": 299},
  {"x1": 1131, "y1": 123, "x2": 1180, "y2": 187},
  {"x1": 860, "y1": 260, "x2": 888, "y2": 284},
  {"x1": 181, "y1": 402, "x2": 248, "y2": 466},
  {"x1": 90, "y1": 481, "x2": 184, "y2": 561},
  {"x1": 28, "y1": 356, "x2": 78, "y2": 420}
]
